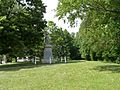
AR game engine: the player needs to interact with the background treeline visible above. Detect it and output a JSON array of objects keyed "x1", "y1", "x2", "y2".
[
  {"x1": 57, "y1": 0, "x2": 120, "y2": 63},
  {"x1": 47, "y1": 21, "x2": 81, "y2": 62}
]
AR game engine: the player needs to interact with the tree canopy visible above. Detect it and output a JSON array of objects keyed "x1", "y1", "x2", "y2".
[
  {"x1": 0, "y1": 0, "x2": 46, "y2": 61},
  {"x1": 57, "y1": 0, "x2": 120, "y2": 63},
  {"x1": 47, "y1": 21, "x2": 80, "y2": 62}
]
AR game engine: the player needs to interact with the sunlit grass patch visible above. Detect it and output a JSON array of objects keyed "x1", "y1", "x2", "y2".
[{"x1": 0, "y1": 60, "x2": 120, "y2": 90}]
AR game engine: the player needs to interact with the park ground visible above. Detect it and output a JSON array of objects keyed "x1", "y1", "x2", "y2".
[{"x1": 0, "y1": 60, "x2": 120, "y2": 90}]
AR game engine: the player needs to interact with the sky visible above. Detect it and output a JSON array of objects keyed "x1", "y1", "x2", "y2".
[{"x1": 42, "y1": 0, "x2": 80, "y2": 33}]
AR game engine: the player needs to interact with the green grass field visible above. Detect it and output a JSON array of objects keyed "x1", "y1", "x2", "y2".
[{"x1": 0, "y1": 60, "x2": 120, "y2": 90}]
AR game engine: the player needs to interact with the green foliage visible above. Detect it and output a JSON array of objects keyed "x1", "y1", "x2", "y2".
[
  {"x1": 47, "y1": 21, "x2": 71, "y2": 61},
  {"x1": 57, "y1": 0, "x2": 120, "y2": 63},
  {"x1": 0, "y1": 0, "x2": 46, "y2": 61},
  {"x1": 47, "y1": 21, "x2": 80, "y2": 61}
]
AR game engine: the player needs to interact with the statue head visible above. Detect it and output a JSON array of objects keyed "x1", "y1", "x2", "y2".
[{"x1": 45, "y1": 31, "x2": 50, "y2": 45}]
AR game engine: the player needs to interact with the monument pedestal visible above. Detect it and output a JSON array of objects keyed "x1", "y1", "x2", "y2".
[{"x1": 43, "y1": 45, "x2": 53, "y2": 64}]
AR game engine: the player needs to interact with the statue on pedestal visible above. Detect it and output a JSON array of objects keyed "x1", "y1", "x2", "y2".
[
  {"x1": 45, "y1": 31, "x2": 50, "y2": 45},
  {"x1": 43, "y1": 31, "x2": 53, "y2": 64}
]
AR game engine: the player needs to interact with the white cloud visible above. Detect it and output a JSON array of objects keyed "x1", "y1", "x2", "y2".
[{"x1": 42, "y1": 0, "x2": 80, "y2": 33}]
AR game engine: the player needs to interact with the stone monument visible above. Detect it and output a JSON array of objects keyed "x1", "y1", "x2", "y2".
[{"x1": 43, "y1": 31, "x2": 53, "y2": 64}]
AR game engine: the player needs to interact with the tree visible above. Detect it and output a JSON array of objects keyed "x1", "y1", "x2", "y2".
[
  {"x1": 57, "y1": 0, "x2": 120, "y2": 25},
  {"x1": 0, "y1": 0, "x2": 46, "y2": 62},
  {"x1": 69, "y1": 32, "x2": 81, "y2": 60},
  {"x1": 56, "y1": 0, "x2": 120, "y2": 63},
  {"x1": 47, "y1": 21, "x2": 74, "y2": 62}
]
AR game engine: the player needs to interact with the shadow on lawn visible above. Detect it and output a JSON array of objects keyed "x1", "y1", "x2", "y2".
[
  {"x1": 0, "y1": 60, "x2": 84, "y2": 71},
  {"x1": 0, "y1": 62, "x2": 44, "y2": 71},
  {"x1": 93, "y1": 64, "x2": 120, "y2": 73}
]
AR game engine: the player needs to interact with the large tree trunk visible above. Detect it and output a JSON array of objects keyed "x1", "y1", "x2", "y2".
[
  {"x1": 90, "y1": 51, "x2": 97, "y2": 61},
  {"x1": 3, "y1": 55, "x2": 7, "y2": 63},
  {"x1": 64, "y1": 56, "x2": 67, "y2": 63},
  {"x1": 39, "y1": 56, "x2": 42, "y2": 64},
  {"x1": 33, "y1": 56, "x2": 36, "y2": 65},
  {"x1": 0, "y1": 55, "x2": 2, "y2": 64},
  {"x1": 15, "y1": 57, "x2": 17, "y2": 62},
  {"x1": 60, "y1": 57, "x2": 63, "y2": 62}
]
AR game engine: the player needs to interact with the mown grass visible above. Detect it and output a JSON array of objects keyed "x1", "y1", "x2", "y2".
[{"x1": 0, "y1": 60, "x2": 120, "y2": 90}]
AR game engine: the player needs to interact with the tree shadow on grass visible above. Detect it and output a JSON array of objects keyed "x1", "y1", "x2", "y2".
[
  {"x1": 56, "y1": 60, "x2": 85, "y2": 64},
  {"x1": 0, "y1": 60, "x2": 85, "y2": 71},
  {"x1": 93, "y1": 64, "x2": 120, "y2": 73},
  {"x1": 69, "y1": 60, "x2": 85, "y2": 63},
  {"x1": 0, "y1": 62, "x2": 48, "y2": 71}
]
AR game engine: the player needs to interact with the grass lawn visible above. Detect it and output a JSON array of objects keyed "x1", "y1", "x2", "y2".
[{"x1": 0, "y1": 60, "x2": 120, "y2": 90}]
